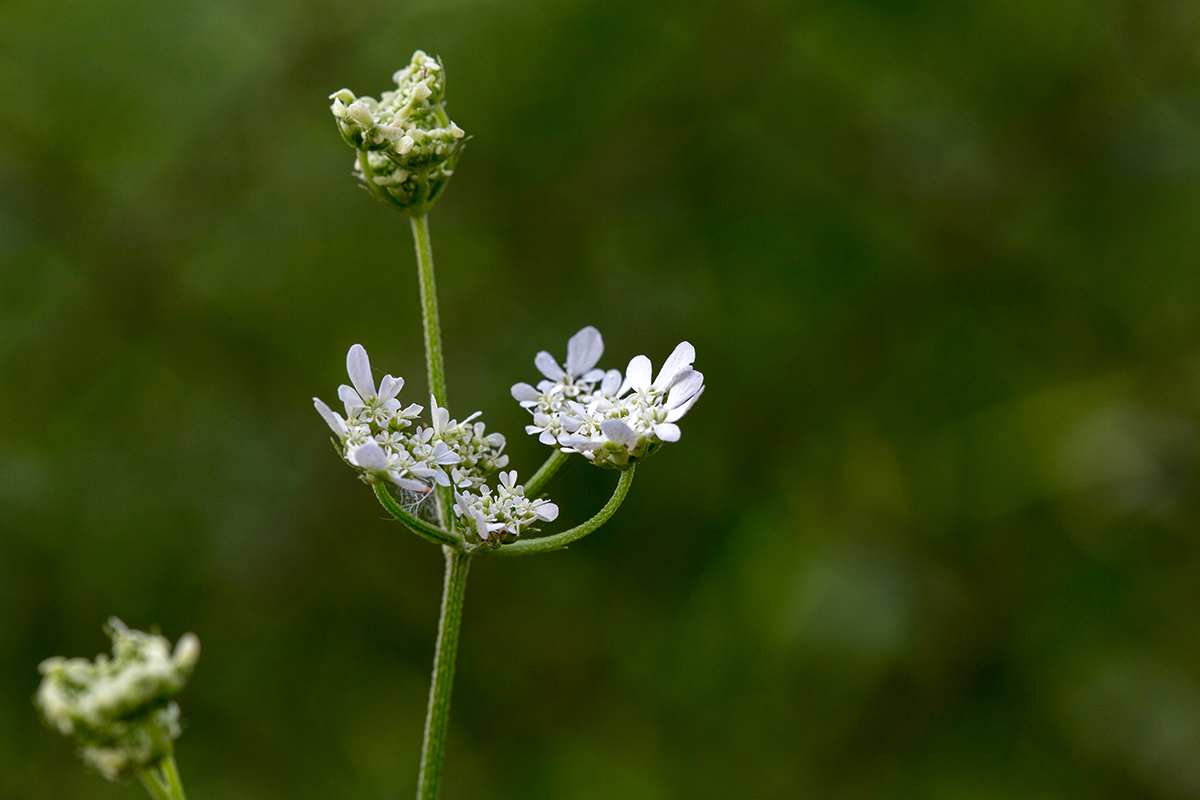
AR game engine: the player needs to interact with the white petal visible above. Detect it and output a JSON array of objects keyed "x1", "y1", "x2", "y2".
[
  {"x1": 601, "y1": 369, "x2": 623, "y2": 397},
  {"x1": 351, "y1": 442, "x2": 387, "y2": 471},
  {"x1": 346, "y1": 345, "x2": 375, "y2": 401},
  {"x1": 566, "y1": 326, "x2": 604, "y2": 377},
  {"x1": 581, "y1": 368, "x2": 606, "y2": 383},
  {"x1": 378, "y1": 374, "x2": 404, "y2": 403},
  {"x1": 664, "y1": 370, "x2": 704, "y2": 409},
  {"x1": 600, "y1": 419, "x2": 639, "y2": 449},
  {"x1": 623, "y1": 355, "x2": 652, "y2": 393},
  {"x1": 666, "y1": 385, "x2": 704, "y2": 422},
  {"x1": 511, "y1": 382, "x2": 540, "y2": 403},
  {"x1": 434, "y1": 468, "x2": 451, "y2": 487},
  {"x1": 652, "y1": 341, "x2": 695, "y2": 390},
  {"x1": 535, "y1": 351, "x2": 565, "y2": 380},
  {"x1": 392, "y1": 476, "x2": 430, "y2": 492},
  {"x1": 338, "y1": 384, "x2": 365, "y2": 415},
  {"x1": 313, "y1": 398, "x2": 346, "y2": 435},
  {"x1": 538, "y1": 430, "x2": 557, "y2": 445},
  {"x1": 534, "y1": 501, "x2": 559, "y2": 521},
  {"x1": 654, "y1": 422, "x2": 681, "y2": 442},
  {"x1": 432, "y1": 441, "x2": 461, "y2": 465}
]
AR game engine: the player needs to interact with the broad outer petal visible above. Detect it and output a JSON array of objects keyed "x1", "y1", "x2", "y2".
[
  {"x1": 665, "y1": 369, "x2": 704, "y2": 410},
  {"x1": 535, "y1": 351, "x2": 565, "y2": 380},
  {"x1": 534, "y1": 501, "x2": 559, "y2": 521},
  {"x1": 313, "y1": 398, "x2": 345, "y2": 435},
  {"x1": 666, "y1": 384, "x2": 704, "y2": 422},
  {"x1": 654, "y1": 422, "x2": 681, "y2": 442},
  {"x1": 339, "y1": 384, "x2": 365, "y2": 415},
  {"x1": 511, "y1": 382, "x2": 541, "y2": 403},
  {"x1": 652, "y1": 341, "x2": 696, "y2": 390},
  {"x1": 623, "y1": 355, "x2": 653, "y2": 393},
  {"x1": 566, "y1": 326, "x2": 604, "y2": 377},
  {"x1": 346, "y1": 344, "x2": 376, "y2": 400}
]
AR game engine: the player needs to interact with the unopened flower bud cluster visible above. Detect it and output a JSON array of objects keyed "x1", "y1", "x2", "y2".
[
  {"x1": 315, "y1": 345, "x2": 558, "y2": 545},
  {"x1": 330, "y1": 50, "x2": 467, "y2": 213},
  {"x1": 512, "y1": 327, "x2": 705, "y2": 469},
  {"x1": 36, "y1": 619, "x2": 200, "y2": 781}
]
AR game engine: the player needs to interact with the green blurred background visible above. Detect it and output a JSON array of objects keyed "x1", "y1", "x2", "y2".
[{"x1": 4, "y1": 0, "x2": 1200, "y2": 797}]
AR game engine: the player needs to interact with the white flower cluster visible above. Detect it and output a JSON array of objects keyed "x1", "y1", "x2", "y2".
[
  {"x1": 36, "y1": 619, "x2": 200, "y2": 780},
  {"x1": 329, "y1": 50, "x2": 467, "y2": 213},
  {"x1": 512, "y1": 326, "x2": 704, "y2": 469},
  {"x1": 315, "y1": 345, "x2": 559, "y2": 545},
  {"x1": 314, "y1": 344, "x2": 507, "y2": 494},
  {"x1": 453, "y1": 471, "x2": 559, "y2": 546}
]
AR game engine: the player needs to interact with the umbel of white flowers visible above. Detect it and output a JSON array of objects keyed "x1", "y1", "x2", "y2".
[
  {"x1": 35, "y1": 619, "x2": 200, "y2": 781},
  {"x1": 330, "y1": 50, "x2": 467, "y2": 214},
  {"x1": 314, "y1": 344, "x2": 556, "y2": 547},
  {"x1": 511, "y1": 326, "x2": 705, "y2": 469}
]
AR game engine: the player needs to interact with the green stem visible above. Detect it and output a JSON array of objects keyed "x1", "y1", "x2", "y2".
[
  {"x1": 492, "y1": 467, "x2": 636, "y2": 556},
  {"x1": 373, "y1": 483, "x2": 462, "y2": 549},
  {"x1": 138, "y1": 769, "x2": 171, "y2": 800},
  {"x1": 161, "y1": 755, "x2": 187, "y2": 800},
  {"x1": 409, "y1": 212, "x2": 453, "y2": 528},
  {"x1": 523, "y1": 450, "x2": 569, "y2": 498},
  {"x1": 417, "y1": 546, "x2": 471, "y2": 800},
  {"x1": 410, "y1": 213, "x2": 448, "y2": 410}
]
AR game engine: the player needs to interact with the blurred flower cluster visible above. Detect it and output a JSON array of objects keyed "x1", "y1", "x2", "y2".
[
  {"x1": 35, "y1": 620, "x2": 199, "y2": 781},
  {"x1": 512, "y1": 327, "x2": 705, "y2": 469}
]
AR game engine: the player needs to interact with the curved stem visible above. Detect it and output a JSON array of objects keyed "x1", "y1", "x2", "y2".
[
  {"x1": 161, "y1": 756, "x2": 187, "y2": 800},
  {"x1": 373, "y1": 483, "x2": 461, "y2": 549},
  {"x1": 491, "y1": 467, "x2": 636, "y2": 556},
  {"x1": 417, "y1": 547, "x2": 471, "y2": 800},
  {"x1": 523, "y1": 450, "x2": 569, "y2": 498}
]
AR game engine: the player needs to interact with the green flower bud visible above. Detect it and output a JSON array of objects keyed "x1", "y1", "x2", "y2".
[{"x1": 330, "y1": 50, "x2": 468, "y2": 215}]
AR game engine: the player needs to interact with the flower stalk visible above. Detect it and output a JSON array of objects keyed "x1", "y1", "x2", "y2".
[{"x1": 417, "y1": 546, "x2": 471, "y2": 800}]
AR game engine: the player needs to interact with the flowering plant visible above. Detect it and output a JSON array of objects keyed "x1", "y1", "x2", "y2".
[{"x1": 36, "y1": 50, "x2": 703, "y2": 800}]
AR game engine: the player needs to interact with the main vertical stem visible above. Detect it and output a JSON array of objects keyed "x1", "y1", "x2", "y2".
[
  {"x1": 408, "y1": 211, "x2": 468, "y2": 800},
  {"x1": 417, "y1": 546, "x2": 471, "y2": 800},
  {"x1": 410, "y1": 212, "x2": 453, "y2": 527},
  {"x1": 410, "y1": 213, "x2": 448, "y2": 412}
]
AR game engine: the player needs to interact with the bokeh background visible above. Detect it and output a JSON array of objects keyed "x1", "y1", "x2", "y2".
[{"x1": 4, "y1": 0, "x2": 1200, "y2": 797}]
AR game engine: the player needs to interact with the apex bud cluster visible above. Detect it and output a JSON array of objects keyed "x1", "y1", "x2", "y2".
[{"x1": 330, "y1": 51, "x2": 467, "y2": 214}]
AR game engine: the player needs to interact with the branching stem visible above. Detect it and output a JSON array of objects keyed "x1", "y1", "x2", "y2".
[{"x1": 492, "y1": 467, "x2": 636, "y2": 556}]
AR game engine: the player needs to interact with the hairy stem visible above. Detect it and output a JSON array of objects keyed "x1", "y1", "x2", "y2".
[
  {"x1": 524, "y1": 450, "x2": 569, "y2": 498},
  {"x1": 417, "y1": 547, "x2": 471, "y2": 800},
  {"x1": 409, "y1": 212, "x2": 453, "y2": 527},
  {"x1": 492, "y1": 467, "x2": 636, "y2": 556}
]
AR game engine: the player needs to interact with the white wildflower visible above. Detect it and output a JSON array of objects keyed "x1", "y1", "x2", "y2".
[{"x1": 513, "y1": 328, "x2": 704, "y2": 468}]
